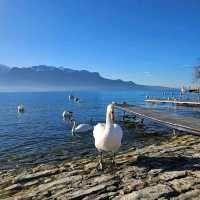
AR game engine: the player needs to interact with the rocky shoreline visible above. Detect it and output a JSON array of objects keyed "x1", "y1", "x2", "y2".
[{"x1": 1, "y1": 133, "x2": 200, "y2": 200}]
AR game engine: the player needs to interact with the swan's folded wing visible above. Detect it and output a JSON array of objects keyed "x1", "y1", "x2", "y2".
[
  {"x1": 93, "y1": 123, "x2": 105, "y2": 138},
  {"x1": 113, "y1": 124, "x2": 123, "y2": 139},
  {"x1": 76, "y1": 124, "x2": 93, "y2": 133}
]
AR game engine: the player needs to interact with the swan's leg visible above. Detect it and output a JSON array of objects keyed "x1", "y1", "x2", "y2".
[
  {"x1": 112, "y1": 152, "x2": 116, "y2": 166},
  {"x1": 99, "y1": 152, "x2": 103, "y2": 170},
  {"x1": 97, "y1": 152, "x2": 103, "y2": 171}
]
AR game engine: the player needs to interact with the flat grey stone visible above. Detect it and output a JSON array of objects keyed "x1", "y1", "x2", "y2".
[
  {"x1": 170, "y1": 177, "x2": 199, "y2": 193},
  {"x1": 118, "y1": 184, "x2": 173, "y2": 200},
  {"x1": 171, "y1": 189, "x2": 200, "y2": 200},
  {"x1": 158, "y1": 171, "x2": 186, "y2": 181}
]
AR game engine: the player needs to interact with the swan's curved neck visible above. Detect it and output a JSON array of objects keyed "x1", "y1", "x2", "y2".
[
  {"x1": 105, "y1": 109, "x2": 112, "y2": 129},
  {"x1": 72, "y1": 121, "x2": 76, "y2": 134}
]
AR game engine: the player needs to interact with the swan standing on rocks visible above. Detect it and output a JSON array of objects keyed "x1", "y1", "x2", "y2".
[
  {"x1": 71, "y1": 120, "x2": 93, "y2": 136},
  {"x1": 17, "y1": 104, "x2": 25, "y2": 113},
  {"x1": 63, "y1": 110, "x2": 73, "y2": 121},
  {"x1": 93, "y1": 103, "x2": 123, "y2": 170}
]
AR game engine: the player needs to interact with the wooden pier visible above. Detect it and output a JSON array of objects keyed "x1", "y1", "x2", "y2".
[
  {"x1": 145, "y1": 98, "x2": 200, "y2": 107},
  {"x1": 115, "y1": 103, "x2": 200, "y2": 135}
]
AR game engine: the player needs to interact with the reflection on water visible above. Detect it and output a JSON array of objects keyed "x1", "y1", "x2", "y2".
[{"x1": 0, "y1": 90, "x2": 200, "y2": 170}]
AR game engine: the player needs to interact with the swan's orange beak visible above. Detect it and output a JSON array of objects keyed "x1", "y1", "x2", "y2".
[{"x1": 110, "y1": 110, "x2": 115, "y2": 123}]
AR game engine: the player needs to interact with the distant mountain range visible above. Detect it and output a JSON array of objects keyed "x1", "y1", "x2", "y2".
[{"x1": 0, "y1": 64, "x2": 163, "y2": 91}]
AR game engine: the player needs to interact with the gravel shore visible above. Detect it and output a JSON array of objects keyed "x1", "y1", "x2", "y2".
[{"x1": 1, "y1": 133, "x2": 200, "y2": 200}]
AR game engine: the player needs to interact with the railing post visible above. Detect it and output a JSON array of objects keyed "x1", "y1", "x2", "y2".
[{"x1": 122, "y1": 111, "x2": 126, "y2": 122}]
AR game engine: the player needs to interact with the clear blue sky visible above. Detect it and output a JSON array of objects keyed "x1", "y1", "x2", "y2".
[{"x1": 0, "y1": 0, "x2": 200, "y2": 87}]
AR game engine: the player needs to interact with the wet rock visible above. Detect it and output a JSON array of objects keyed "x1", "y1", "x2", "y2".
[
  {"x1": 14, "y1": 169, "x2": 59, "y2": 183},
  {"x1": 38, "y1": 175, "x2": 83, "y2": 191}
]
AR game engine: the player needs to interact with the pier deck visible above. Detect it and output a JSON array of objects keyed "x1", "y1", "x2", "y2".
[
  {"x1": 145, "y1": 99, "x2": 200, "y2": 107},
  {"x1": 115, "y1": 104, "x2": 200, "y2": 135}
]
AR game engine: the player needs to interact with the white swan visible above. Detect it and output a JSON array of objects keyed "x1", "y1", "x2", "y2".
[
  {"x1": 17, "y1": 104, "x2": 25, "y2": 113},
  {"x1": 74, "y1": 97, "x2": 80, "y2": 103},
  {"x1": 72, "y1": 120, "x2": 93, "y2": 135},
  {"x1": 69, "y1": 95, "x2": 74, "y2": 101},
  {"x1": 93, "y1": 103, "x2": 123, "y2": 170},
  {"x1": 62, "y1": 110, "x2": 73, "y2": 121}
]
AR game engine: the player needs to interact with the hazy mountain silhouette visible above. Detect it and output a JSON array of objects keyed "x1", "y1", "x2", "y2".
[
  {"x1": 0, "y1": 65, "x2": 162, "y2": 91},
  {"x1": 0, "y1": 64, "x2": 10, "y2": 72}
]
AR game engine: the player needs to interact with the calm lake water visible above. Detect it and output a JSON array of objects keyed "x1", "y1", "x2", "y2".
[{"x1": 0, "y1": 89, "x2": 200, "y2": 170}]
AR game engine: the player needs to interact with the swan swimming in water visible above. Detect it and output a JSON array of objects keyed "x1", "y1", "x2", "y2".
[
  {"x1": 69, "y1": 95, "x2": 74, "y2": 101},
  {"x1": 74, "y1": 97, "x2": 80, "y2": 103},
  {"x1": 17, "y1": 104, "x2": 25, "y2": 113},
  {"x1": 93, "y1": 103, "x2": 123, "y2": 170},
  {"x1": 62, "y1": 110, "x2": 73, "y2": 121},
  {"x1": 69, "y1": 95, "x2": 80, "y2": 103},
  {"x1": 71, "y1": 120, "x2": 93, "y2": 135}
]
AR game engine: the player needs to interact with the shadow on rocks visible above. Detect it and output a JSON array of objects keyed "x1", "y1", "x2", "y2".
[{"x1": 133, "y1": 156, "x2": 200, "y2": 171}]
